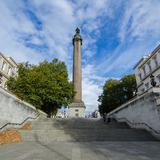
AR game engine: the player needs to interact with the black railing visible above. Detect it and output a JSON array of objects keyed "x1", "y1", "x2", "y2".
[
  {"x1": 0, "y1": 113, "x2": 40, "y2": 130},
  {"x1": 115, "y1": 117, "x2": 160, "y2": 135}
]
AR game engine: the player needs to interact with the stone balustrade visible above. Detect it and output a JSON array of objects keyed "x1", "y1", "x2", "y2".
[
  {"x1": 0, "y1": 87, "x2": 45, "y2": 130},
  {"x1": 108, "y1": 87, "x2": 160, "y2": 139}
]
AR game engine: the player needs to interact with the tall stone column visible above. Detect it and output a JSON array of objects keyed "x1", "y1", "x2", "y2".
[
  {"x1": 68, "y1": 28, "x2": 85, "y2": 118},
  {"x1": 73, "y1": 28, "x2": 82, "y2": 102}
]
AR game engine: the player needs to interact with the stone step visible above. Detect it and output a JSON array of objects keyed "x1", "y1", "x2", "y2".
[
  {"x1": 31, "y1": 125, "x2": 129, "y2": 130},
  {"x1": 21, "y1": 133, "x2": 156, "y2": 142},
  {"x1": 20, "y1": 128, "x2": 156, "y2": 142},
  {"x1": 20, "y1": 128, "x2": 138, "y2": 134},
  {"x1": 20, "y1": 118, "x2": 158, "y2": 142},
  {"x1": 31, "y1": 121, "x2": 130, "y2": 129},
  {"x1": 32, "y1": 119, "x2": 104, "y2": 125}
]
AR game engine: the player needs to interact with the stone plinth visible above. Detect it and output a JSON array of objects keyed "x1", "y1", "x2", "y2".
[{"x1": 68, "y1": 102, "x2": 85, "y2": 118}]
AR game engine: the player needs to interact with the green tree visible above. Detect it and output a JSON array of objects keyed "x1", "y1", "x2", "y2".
[
  {"x1": 7, "y1": 59, "x2": 74, "y2": 117},
  {"x1": 98, "y1": 74, "x2": 136, "y2": 114},
  {"x1": 121, "y1": 74, "x2": 137, "y2": 101}
]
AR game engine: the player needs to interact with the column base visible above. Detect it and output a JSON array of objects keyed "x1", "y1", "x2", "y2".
[{"x1": 68, "y1": 101, "x2": 85, "y2": 118}]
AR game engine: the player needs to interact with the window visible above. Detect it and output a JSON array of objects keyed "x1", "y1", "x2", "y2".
[
  {"x1": 147, "y1": 61, "x2": 152, "y2": 72},
  {"x1": 1, "y1": 61, "x2": 6, "y2": 71},
  {"x1": 138, "y1": 73, "x2": 142, "y2": 81},
  {"x1": 142, "y1": 66, "x2": 146, "y2": 76},
  {"x1": 153, "y1": 56, "x2": 158, "y2": 67},
  {"x1": 75, "y1": 109, "x2": 79, "y2": 112},
  {"x1": 8, "y1": 67, "x2": 12, "y2": 76}
]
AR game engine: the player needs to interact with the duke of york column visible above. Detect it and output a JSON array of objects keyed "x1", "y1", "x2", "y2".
[{"x1": 68, "y1": 28, "x2": 85, "y2": 118}]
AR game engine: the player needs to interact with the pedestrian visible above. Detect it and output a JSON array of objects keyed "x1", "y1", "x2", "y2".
[
  {"x1": 102, "y1": 113, "x2": 106, "y2": 122},
  {"x1": 107, "y1": 116, "x2": 111, "y2": 123}
]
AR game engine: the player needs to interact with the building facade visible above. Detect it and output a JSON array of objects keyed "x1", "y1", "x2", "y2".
[
  {"x1": 0, "y1": 53, "x2": 18, "y2": 89},
  {"x1": 134, "y1": 44, "x2": 160, "y2": 95}
]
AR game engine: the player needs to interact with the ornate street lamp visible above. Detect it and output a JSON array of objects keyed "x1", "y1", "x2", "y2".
[
  {"x1": 0, "y1": 74, "x2": 2, "y2": 84},
  {"x1": 150, "y1": 74, "x2": 157, "y2": 87}
]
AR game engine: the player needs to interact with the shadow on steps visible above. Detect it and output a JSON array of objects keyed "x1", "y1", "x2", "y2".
[{"x1": 46, "y1": 118, "x2": 158, "y2": 142}]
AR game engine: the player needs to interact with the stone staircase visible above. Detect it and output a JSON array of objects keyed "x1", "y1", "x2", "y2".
[{"x1": 20, "y1": 118, "x2": 158, "y2": 142}]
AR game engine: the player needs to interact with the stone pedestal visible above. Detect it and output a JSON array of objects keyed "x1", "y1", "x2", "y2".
[{"x1": 68, "y1": 102, "x2": 85, "y2": 118}]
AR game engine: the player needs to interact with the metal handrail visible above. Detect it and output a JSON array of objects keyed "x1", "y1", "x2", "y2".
[
  {"x1": 0, "y1": 113, "x2": 40, "y2": 130},
  {"x1": 116, "y1": 117, "x2": 160, "y2": 135}
]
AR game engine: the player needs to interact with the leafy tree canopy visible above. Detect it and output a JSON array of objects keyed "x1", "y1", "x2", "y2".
[
  {"x1": 7, "y1": 59, "x2": 74, "y2": 116},
  {"x1": 98, "y1": 74, "x2": 136, "y2": 114}
]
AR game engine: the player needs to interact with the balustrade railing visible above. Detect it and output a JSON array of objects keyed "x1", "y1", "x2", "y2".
[{"x1": 115, "y1": 117, "x2": 160, "y2": 135}]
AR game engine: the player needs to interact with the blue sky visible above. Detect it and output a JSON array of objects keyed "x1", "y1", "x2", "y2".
[{"x1": 0, "y1": 0, "x2": 160, "y2": 112}]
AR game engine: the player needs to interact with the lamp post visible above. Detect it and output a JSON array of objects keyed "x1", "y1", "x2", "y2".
[
  {"x1": 0, "y1": 74, "x2": 2, "y2": 85},
  {"x1": 150, "y1": 74, "x2": 157, "y2": 87}
]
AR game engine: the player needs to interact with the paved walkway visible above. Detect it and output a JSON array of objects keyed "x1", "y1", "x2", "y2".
[{"x1": 1, "y1": 141, "x2": 160, "y2": 160}]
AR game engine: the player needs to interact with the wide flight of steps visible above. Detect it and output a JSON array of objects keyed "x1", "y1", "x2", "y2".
[{"x1": 19, "y1": 118, "x2": 157, "y2": 142}]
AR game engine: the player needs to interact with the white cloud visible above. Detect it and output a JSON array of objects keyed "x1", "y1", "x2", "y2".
[
  {"x1": 97, "y1": 0, "x2": 160, "y2": 76},
  {"x1": 82, "y1": 77, "x2": 102, "y2": 112},
  {"x1": 0, "y1": 0, "x2": 110, "y2": 63},
  {"x1": 82, "y1": 65, "x2": 105, "y2": 112},
  {"x1": 31, "y1": 36, "x2": 43, "y2": 45},
  {"x1": 0, "y1": 1, "x2": 44, "y2": 63},
  {"x1": 82, "y1": 64, "x2": 120, "y2": 112},
  {"x1": 119, "y1": 0, "x2": 160, "y2": 42}
]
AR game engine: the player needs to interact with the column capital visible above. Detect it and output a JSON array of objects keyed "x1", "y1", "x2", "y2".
[{"x1": 72, "y1": 28, "x2": 82, "y2": 45}]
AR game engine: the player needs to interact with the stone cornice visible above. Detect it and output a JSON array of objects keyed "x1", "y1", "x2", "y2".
[
  {"x1": 137, "y1": 44, "x2": 160, "y2": 69},
  {"x1": 0, "y1": 52, "x2": 18, "y2": 68}
]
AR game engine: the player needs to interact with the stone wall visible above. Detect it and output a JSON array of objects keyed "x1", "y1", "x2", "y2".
[
  {"x1": 108, "y1": 87, "x2": 160, "y2": 139},
  {"x1": 0, "y1": 87, "x2": 39, "y2": 130}
]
